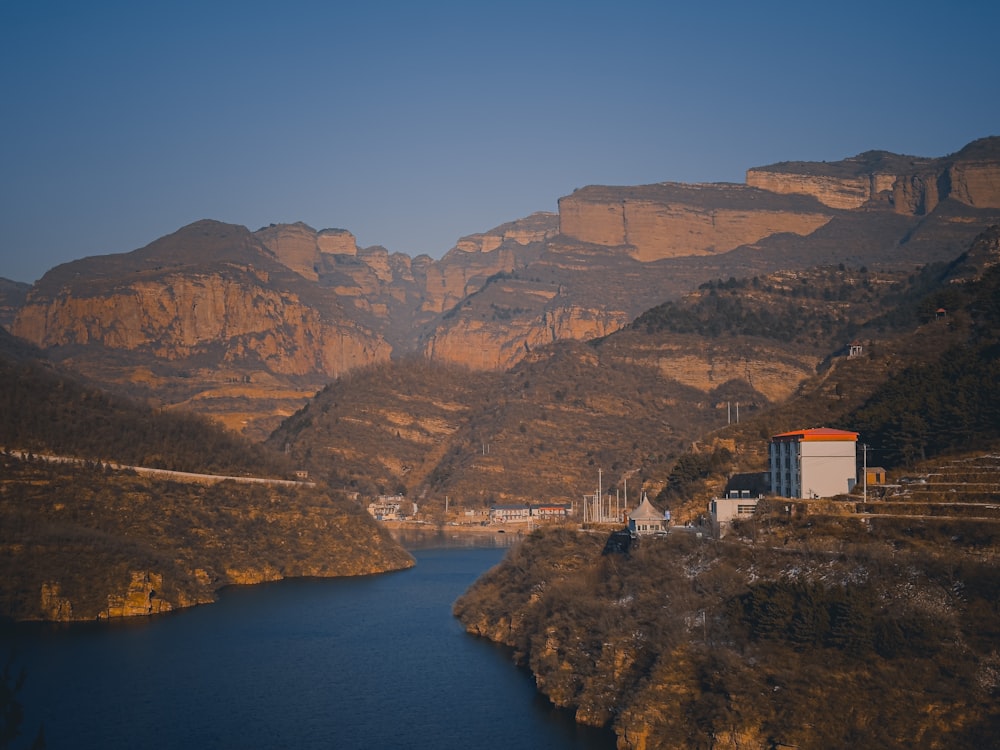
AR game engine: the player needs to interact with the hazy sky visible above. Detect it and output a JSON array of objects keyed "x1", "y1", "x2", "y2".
[{"x1": 2, "y1": 0, "x2": 998, "y2": 284}]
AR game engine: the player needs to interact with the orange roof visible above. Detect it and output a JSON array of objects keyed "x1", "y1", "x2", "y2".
[{"x1": 772, "y1": 427, "x2": 858, "y2": 442}]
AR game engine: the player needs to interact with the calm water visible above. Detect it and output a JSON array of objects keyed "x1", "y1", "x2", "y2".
[{"x1": 4, "y1": 532, "x2": 615, "y2": 749}]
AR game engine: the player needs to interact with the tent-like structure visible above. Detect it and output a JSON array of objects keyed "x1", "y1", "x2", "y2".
[{"x1": 627, "y1": 493, "x2": 668, "y2": 536}]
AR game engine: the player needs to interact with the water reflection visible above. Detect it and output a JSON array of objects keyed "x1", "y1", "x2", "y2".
[{"x1": 387, "y1": 523, "x2": 525, "y2": 550}]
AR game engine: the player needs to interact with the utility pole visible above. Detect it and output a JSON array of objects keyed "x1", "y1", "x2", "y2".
[{"x1": 862, "y1": 443, "x2": 868, "y2": 502}]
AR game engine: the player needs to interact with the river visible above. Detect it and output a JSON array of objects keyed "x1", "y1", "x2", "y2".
[{"x1": 3, "y1": 530, "x2": 616, "y2": 749}]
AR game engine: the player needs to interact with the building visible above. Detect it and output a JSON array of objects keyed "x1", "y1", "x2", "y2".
[
  {"x1": 488, "y1": 503, "x2": 572, "y2": 524},
  {"x1": 489, "y1": 504, "x2": 532, "y2": 524},
  {"x1": 367, "y1": 495, "x2": 405, "y2": 520},
  {"x1": 863, "y1": 466, "x2": 887, "y2": 486},
  {"x1": 627, "y1": 493, "x2": 669, "y2": 536},
  {"x1": 769, "y1": 427, "x2": 858, "y2": 499},
  {"x1": 531, "y1": 503, "x2": 572, "y2": 520},
  {"x1": 709, "y1": 495, "x2": 760, "y2": 534}
]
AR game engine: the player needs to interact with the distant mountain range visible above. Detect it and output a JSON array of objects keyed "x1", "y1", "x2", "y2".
[{"x1": 2, "y1": 136, "x2": 999, "y2": 443}]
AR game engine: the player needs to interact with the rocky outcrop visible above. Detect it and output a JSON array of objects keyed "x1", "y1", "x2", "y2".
[
  {"x1": 105, "y1": 571, "x2": 172, "y2": 618},
  {"x1": 451, "y1": 211, "x2": 559, "y2": 254},
  {"x1": 422, "y1": 302, "x2": 628, "y2": 370},
  {"x1": 747, "y1": 136, "x2": 1000, "y2": 215},
  {"x1": 8, "y1": 139, "x2": 1000, "y2": 437},
  {"x1": 13, "y1": 273, "x2": 388, "y2": 378},
  {"x1": 40, "y1": 581, "x2": 73, "y2": 620},
  {"x1": 558, "y1": 183, "x2": 834, "y2": 261}
]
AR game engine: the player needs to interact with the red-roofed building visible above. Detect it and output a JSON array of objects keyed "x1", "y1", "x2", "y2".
[{"x1": 769, "y1": 427, "x2": 859, "y2": 499}]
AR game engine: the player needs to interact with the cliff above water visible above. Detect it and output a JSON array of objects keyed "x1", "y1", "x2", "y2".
[
  {"x1": 0, "y1": 329, "x2": 414, "y2": 622},
  {"x1": 1, "y1": 456, "x2": 413, "y2": 622},
  {"x1": 454, "y1": 522, "x2": 1000, "y2": 750}
]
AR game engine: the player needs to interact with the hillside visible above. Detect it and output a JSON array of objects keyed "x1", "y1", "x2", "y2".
[
  {"x1": 267, "y1": 226, "x2": 1000, "y2": 516},
  {"x1": 0, "y1": 332, "x2": 412, "y2": 622},
  {"x1": 450, "y1": 230, "x2": 1000, "y2": 750},
  {"x1": 454, "y1": 520, "x2": 1000, "y2": 749}
]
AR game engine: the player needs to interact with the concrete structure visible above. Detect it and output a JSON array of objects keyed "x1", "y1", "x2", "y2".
[
  {"x1": 627, "y1": 494, "x2": 669, "y2": 535},
  {"x1": 489, "y1": 504, "x2": 532, "y2": 524},
  {"x1": 769, "y1": 427, "x2": 858, "y2": 498},
  {"x1": 708, "y1": 495, "x2": 761, "y2": 535},
  {"x1": 489, "y1": 503, "x2": 572, "y2": 524}
]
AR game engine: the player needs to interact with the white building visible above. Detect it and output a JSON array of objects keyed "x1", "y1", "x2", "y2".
[{"x1": 769, "y1": 427, "x2": 858, "y2": 499}]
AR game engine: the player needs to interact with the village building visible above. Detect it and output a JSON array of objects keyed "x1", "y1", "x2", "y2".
[
  {"x1": 489, "y1": 504, "x2": 532, "y2": 524},
  {"x1": 627, "y1": 493, "x2": 669, "y2": 536},
  {"x1": 531, "y1": 503, "x2": 572, "y2": 520},
  {"x1": 367, "y1": 495, "x2": 405, "y2": 520},
  {"x1": 488, "y1": 503, "x2": 572, "y2": 524},
  {"x1": 863, "y1": 466, "x2": 887, "y2": 486},
  {"x1": 769, "y1": 427, "x2": 859, "y2": 499}
]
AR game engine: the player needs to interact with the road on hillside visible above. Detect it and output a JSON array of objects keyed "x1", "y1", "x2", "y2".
[{"x1": 4, "y1": 448, "x2": 314, "y2": 488}]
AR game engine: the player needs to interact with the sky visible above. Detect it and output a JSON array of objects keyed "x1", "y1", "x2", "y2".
[{"x1": 2, "y1": 0, "x2": 998, "y2": 284}]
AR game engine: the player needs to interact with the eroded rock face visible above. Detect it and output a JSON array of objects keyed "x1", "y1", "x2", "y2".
[
  {"x1": 558, "y1": 183, "x2": 834, "y2": 261},
  {"x1": 422, "y1": 303, "x2": 628, "y2": 371},
  {"x1": 746, "y1": 137, "x2": 1000, "y2": 216},
  {"x1": 105, "y1": 571, "x2": 172, "y2": 618},
  {"x1": 618, "y1": 338, "x2": 820, "y2": 404},
  {"x1": 9, "y1": 139, "x2": 1000, "y2": 435},
  {"x1": 13, "y1": 273, "x2": 388, "y2": 377}
]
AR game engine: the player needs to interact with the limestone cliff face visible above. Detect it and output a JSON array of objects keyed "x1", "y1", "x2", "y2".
[
  {"x1": 8, "y1": 221, "x2": 392, "y2": 437},
  {"x1": 105, "y1": 571, "x2": 173, "y2": 618},
  {"x1": 254, "y1": 223, "x2": 360, "y2": 280},
  {"x1": 745, "y1": 169, "x2": 898, "y2": 210},
  {"x1": 558, "y1": 183, "x2": 833, "y2": 261},
  {"x1": 419, "y1": 213, "x2": 557, "y2": 315},
  {"x1": 452, "y1": 211, "x2": 559, "y2": 254},
  {"x1": 422, "y1": 302, "x2": 628, "y2": 371},
  {"x1": 13, "y1": 272, "x2": 387, "y2": 377},
  {"x1": 747, "y1": 136, "x2": 1000, "y2": 215}
]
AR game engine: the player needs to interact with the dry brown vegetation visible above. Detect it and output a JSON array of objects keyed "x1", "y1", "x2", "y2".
[
  {"x1": 455, "y1": 524, "x2": 1000, "y2": 749},
  {"x1": 0, "y1": 455, "x2": 412, "y2": 621}
]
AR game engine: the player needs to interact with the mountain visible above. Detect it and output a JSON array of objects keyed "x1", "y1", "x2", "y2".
[{"x1": 6, "y1": 137, "x2": 1000, "y2": 440}]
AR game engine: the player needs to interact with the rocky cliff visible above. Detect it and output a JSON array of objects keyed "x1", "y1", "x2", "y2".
[
  {"x1": 747, "y1": 136, "x2": 1000, "y2": 215},
  {"x1": 558, "y1": 183, "x2": 835, "y2": 261},
  {"x1": 454, "y1": 522, "x2": 1000, "y2": 750},
  {"x1": 10, "y1": 221, "x2": 391, "y2": 437},
  {"x1": 7, "y1": 138, "x2": 1000, "y2": 437}
]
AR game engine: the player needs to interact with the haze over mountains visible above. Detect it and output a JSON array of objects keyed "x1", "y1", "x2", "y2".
[{"x1": 4, "y1": 137, "x2": 999, "y2": 442}]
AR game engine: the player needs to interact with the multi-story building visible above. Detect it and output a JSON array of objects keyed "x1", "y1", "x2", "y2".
[{"x1": 769, "y1": 427, "x2": 858, "y2": 499}]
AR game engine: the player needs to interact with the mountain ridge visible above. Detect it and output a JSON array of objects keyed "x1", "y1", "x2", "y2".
[{"x1": 5, "y1": 137, "x2": 1000, "y2": 437}]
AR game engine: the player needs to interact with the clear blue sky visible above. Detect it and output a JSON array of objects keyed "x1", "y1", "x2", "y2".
[{"x1": 2, "y1": 0, "x2": 998, "y2": 283}]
